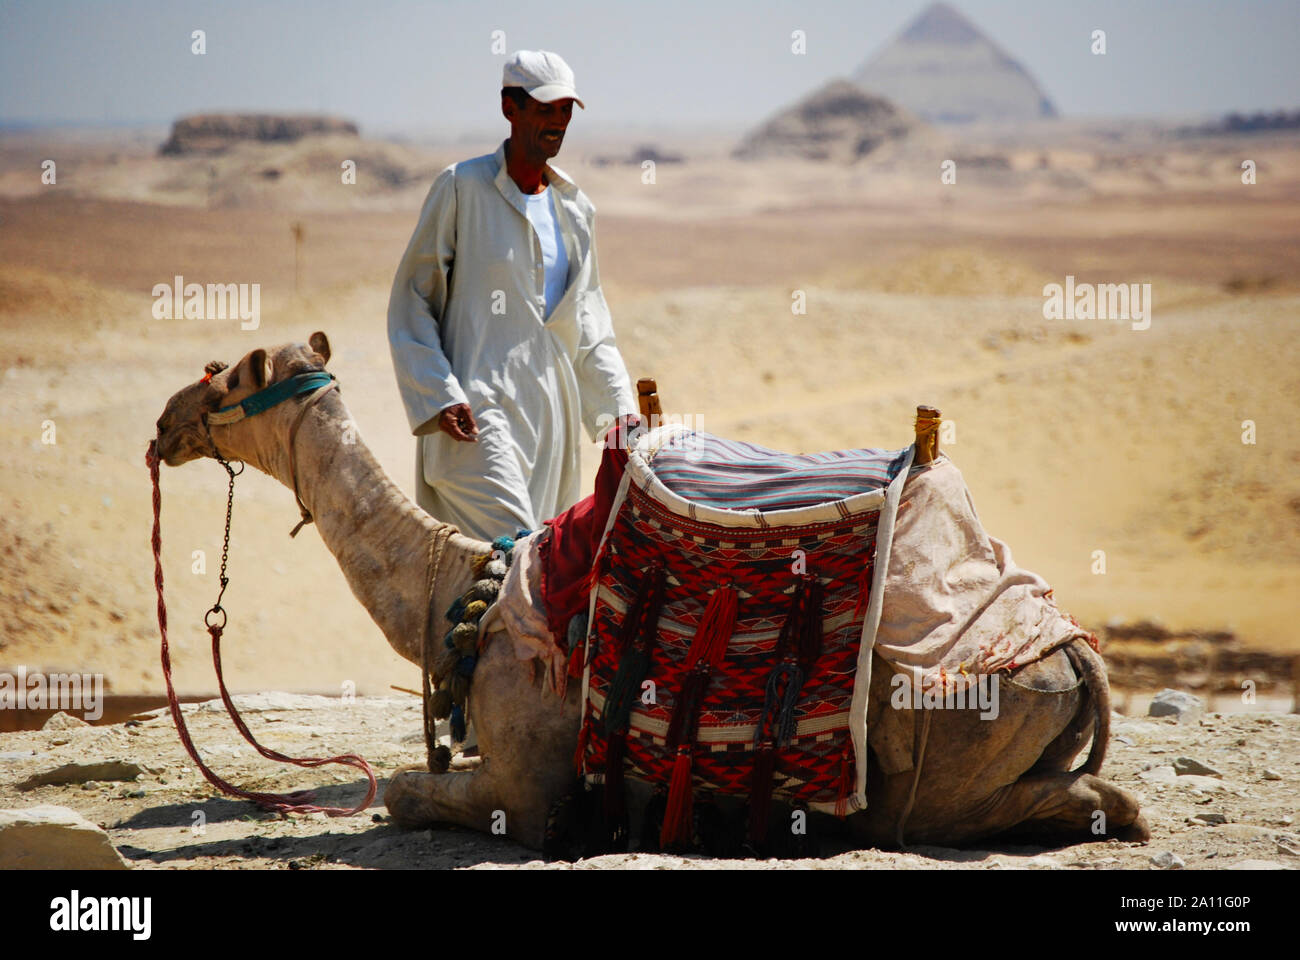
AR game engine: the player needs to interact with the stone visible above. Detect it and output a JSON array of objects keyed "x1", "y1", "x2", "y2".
[
  {"x1": 1225, "y1": 859, "x2": 1288, "y2": 870},
  {"x1": 1174, "y1": 757, "x2": 1222, "y2": 777},
  {"x1": 1176, "y1": 775, "x2": 1231, "y2": 794},
  {"x1": 1138, "y1": 765, "x2": 1177, "y2": 783},
  {"x1": 1192, "y1": 812, "x2": 1227, "y2": 825},
  {"x1": 159, "y1": 113, "x2": 359, "y2": 156},
  {"x1": 1262, "y1": 769, "x2": 1282, "y2": 781},
  {"x1": 1150, "y1": 851, "x2": 1185, "y2": 870},
  {"x1": 16, "y1": 760, "x2": 144, "y2": 790},
  {"x1": 0, "y1": 805, "x2": 129, "y2": 869},
  {"x1": 42, "y1": 711, "x2": 90, "y2": 731},
  {"x1": 1148, "y1": 689, "x2": 1204, "y2": 722}
]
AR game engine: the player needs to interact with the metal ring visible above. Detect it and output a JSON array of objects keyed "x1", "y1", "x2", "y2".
[
  {"x1": 228, "y1": 460, "x2": 245, "y2": 476},
  {"x1": 204, "y1": 605, "x2": 227, "y2": 630}
]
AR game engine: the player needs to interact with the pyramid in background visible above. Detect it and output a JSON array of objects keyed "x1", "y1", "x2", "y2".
[
  {"x1": 732, "y1": 79, "x2": 920, "y2": 162},
  {"x1": 851, "y1": 2, "x2": 1057, "y2": 124}
]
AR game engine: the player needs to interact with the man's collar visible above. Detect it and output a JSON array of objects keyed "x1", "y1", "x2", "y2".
[{"x1": 494, "y1": 138, "x2": 577, "y2": 200}]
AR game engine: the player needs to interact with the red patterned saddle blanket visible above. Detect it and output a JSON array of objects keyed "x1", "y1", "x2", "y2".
[{"x1": 546, "y1": 419, "x2": 913, "y2": 849}]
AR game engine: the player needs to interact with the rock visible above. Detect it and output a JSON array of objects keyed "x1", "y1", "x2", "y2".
[
  {"x1": 1174, "y1": 757, "x2": 1222, "y2": 777},
  {"x1": 1138, "y1": 765, "x2": 1177, "y2": 783},
  {"x1": 16, "y1": 760, "x2": 145, "y2": 791},
  {"x1": 1148, "y1": 689, "x2": 1204, "y2": 722},
  {"x1": 0, "y1": 805, "x2": 129, "y2": 869},
  {"x1": 197, "y1": 692, "x2": 344, "y2": 713},
  {"x1": 1150, "y1": 851, "x2": 1185, "y2": 870},
  {"x1": 1177, "y1": 775, "x2": 1231, "y2": 794},
  {"x1": 1262, "y1": 769, "x2": 1282, "y2": 781},
  {"x1": 1215, "y1": 824, "x2": 1272, "y2": 840},
  {"x1": 1225, "y1": 859, "x2": 1288, "y2": 870},
  {"x1": 159, "y1": 113, "x2": 359, "y2": 156},
  {"x1": 1275, "y1": 836, "x2": 1300, "y2": 857},
  {"x1": 42, "y1": 711, "x2": 90, "y2": 731},
  {"x1": 1192, "y1": 812, "x2": 1227, "y2": 825}
]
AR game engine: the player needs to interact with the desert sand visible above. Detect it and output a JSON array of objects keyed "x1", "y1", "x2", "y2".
[{"x1": 2, "y1": 122, "x2": 1297, "y2": 704}]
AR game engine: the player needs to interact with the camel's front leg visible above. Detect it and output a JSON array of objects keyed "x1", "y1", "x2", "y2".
[
  {"x1": 384, "y1": 765, "x2": 504, "y2": 835},
  {"x1": 384, "y1": 628, "x2": 583, "y2": 849}
]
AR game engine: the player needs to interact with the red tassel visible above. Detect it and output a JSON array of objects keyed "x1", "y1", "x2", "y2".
[
  {"x1": 834, "y1": 742, "x2": 854, "y2": 819},
  {"x1": 659, "y1": 745, "x2": 694, "y2": 849},
  {"x1": 853, "y1": 561, "x2": 874, "y2": 621},
  {"x1": 567, "y1": 638, "x2": 585, "y2": 679},
  {"x1": 687, "y1": 584, "x2": 737, "y2": 670}
]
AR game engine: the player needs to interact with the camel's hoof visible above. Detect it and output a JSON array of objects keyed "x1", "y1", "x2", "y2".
[
  {"x1": 384, "y1": 771, "x2": 439, "y2": 828},
  {"x1": 1116, "y1": 814, "x2": 1151, "y2": 843}
]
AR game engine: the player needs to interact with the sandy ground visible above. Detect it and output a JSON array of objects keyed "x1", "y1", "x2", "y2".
[
  {"x1": 0, "y1": 696, "x2": 1295, "y2": 869},
  {"x1": 0, "y1": 127, "x2": 1297, "y2": 705}
]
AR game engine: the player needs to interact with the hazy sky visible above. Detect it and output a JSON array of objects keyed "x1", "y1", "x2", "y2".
[{"x1": 3, "y1": 0, "x2": 1298, "y2": 135}]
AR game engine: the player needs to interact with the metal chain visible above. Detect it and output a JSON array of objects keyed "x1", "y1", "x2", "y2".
[{"x1": 205, "y1": 453, "x2": 244, "y2": 629}]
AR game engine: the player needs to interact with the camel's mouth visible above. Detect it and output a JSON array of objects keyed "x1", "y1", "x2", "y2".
[{"x1": 153, "y1": 427, "x2": 207, "y2": 467}]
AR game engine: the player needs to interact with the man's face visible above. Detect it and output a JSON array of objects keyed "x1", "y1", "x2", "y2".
[{"x1": 504, "y1": 93, "x2": 575, "y2": 160}]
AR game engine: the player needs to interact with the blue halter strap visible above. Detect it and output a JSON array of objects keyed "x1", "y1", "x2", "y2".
[{"x1": 207, "y1": 371, "x2": 336, "y2": 425}]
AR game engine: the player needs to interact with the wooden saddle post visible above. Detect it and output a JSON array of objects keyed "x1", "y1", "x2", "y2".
[
  {"x1": 637, "y1": 378, "x2": 663, "y2": 423},
  {"x1": 913, "y1": 404, "x2": 942, "y2": 464}
]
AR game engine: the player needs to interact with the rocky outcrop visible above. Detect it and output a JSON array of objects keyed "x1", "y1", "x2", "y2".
[
  {"x1": 159, "y1": 113, "x2": 359, "y2": 156},
  {"x1": 851, "y1": 2, "x2": 1057, "y2": 124},
  {"x1": 0, "y1": 805, "x2": 129, "y2": 869},
  {"x1": 733, "y1": 79, "x2": 919, "y2": 162}
]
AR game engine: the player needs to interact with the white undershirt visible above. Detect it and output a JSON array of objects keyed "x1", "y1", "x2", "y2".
[{"x1": 523, "y1": 185, "x2": 570, "y2": 320}]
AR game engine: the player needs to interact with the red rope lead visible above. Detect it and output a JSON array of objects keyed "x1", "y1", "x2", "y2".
[{"x1": 147, "y1": 440, "x2": 376, "y2": 817}]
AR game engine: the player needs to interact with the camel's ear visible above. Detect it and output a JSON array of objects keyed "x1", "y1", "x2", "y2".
[
  {"x1": 226, "y1": 348, "x2": 271, "y2": 393},
  {"x1": 308, "y1": 331, "x2": 331, "y2": 366}
]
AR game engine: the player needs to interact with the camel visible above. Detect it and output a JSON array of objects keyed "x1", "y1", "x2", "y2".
[{"x1": 153, "y1": 332, "x2": 1149, "y2": 854}]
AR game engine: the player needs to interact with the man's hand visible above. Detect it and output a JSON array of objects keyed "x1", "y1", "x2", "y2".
[{"x1": 438, "y1": 403, "x2": 479, "y2": 442}]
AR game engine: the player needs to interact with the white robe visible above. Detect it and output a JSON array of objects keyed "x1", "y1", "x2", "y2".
[{"x1": 387, "y1": 140, "x2": 636, "y2": 540}]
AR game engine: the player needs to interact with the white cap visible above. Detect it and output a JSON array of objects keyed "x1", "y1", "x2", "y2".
[{"x1": 502, "y1": 50, "x2": 586, "y2": 109}]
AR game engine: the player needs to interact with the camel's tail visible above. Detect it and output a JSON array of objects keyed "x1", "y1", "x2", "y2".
[{"x1": 1064, "y1": 637, "x2": 1110, "y2": 776}]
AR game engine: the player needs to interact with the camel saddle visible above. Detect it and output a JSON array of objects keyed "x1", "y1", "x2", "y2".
[{"x1": 529, "y1": 415, "x2": 1093, "y2": 850}]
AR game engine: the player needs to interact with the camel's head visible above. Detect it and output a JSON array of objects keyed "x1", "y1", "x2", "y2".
[{"x1": 154, "y1": 331, "x2": 332, "y2": 468}]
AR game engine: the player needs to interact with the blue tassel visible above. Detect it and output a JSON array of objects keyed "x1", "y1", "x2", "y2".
[
  {"x1": 450, "y1": 704, "x2": 466, "y2": 744},
  {"x1": 446, "y1": 597, "x2": 466, "y2": 622},
  {"x1": 456, "y1": 655, "x2": 477, "y2": 676},
  {"x1": 492, "y1": 535, "x2": 515, "y2": 553},
  {"x1": 775, "y1": 663, "x2": 805, "y2": 746},
  {"x1": 567, "y1": 612, "x2": 589, "y2": 649},
  {"x1": 443, "y1": 628, "x2": 456, "y2": 650}
]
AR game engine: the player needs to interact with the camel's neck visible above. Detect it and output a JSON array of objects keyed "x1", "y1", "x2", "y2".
[{"x1": 250, "y1": 391, "x2": 488, "y2": 667}]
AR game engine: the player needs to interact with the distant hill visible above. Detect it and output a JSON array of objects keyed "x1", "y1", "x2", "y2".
[
  {"x1": 851, "y1": 2, "x2": 1056, "y2": 124},
  {"x1": 160, "y1": 113, "x2": 359, "y2": 156},
  {"x1": 733, "y1": 79, "x2": 921, "y2": 162}
]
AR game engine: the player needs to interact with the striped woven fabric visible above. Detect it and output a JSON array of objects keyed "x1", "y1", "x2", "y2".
[{"x1": 647, "y1": 430, "x2": 909, "y2": 512}]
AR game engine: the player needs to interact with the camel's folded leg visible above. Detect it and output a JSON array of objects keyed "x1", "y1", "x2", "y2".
[
  {"x1": 985, "y1": 771, "x2": 1151, "y2": 843},
  {"x1": 385, "y1": 765, "x2": 517, "y2": 838}
]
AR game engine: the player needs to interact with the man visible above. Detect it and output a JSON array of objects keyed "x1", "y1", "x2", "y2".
[{"x1": 388, "y1": 50, "x2": 636, "y2": 540}]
